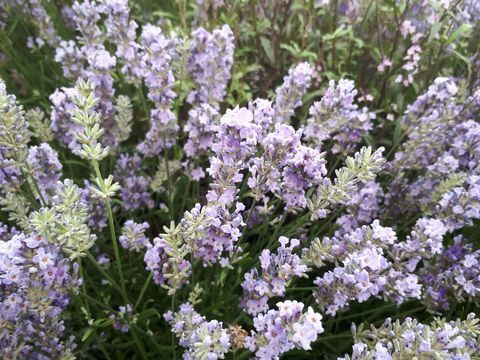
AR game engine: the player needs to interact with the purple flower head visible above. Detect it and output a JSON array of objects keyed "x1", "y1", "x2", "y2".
[
  {"x1": 245, "y1": 300, "x2": 324, "y2": 358},
  {"x1": 241, "y1": 236, "x2": 308, "y2": 315},
  {"x1": 274, "y1": 62, "x2": 313, "y2": 123},
  {"x1": 119, "y1": 220, "x2": 150, "y2": 252}
]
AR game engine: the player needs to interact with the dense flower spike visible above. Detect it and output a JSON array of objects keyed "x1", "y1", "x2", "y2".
[
  {"x1": 342, "y1": 314, "x2": 480, "y2": 359},
  {"x1": 183, "y1": 25, "x2": 235, "y2": 168},
  {"x1": 144, "y1": 222, "x2": 191, "y2": 294},
  {"x1": 273, "y1": 62, "x2": 313, "y2": 123},
  {"x1": 164, "y1": 302, "x2": 231, "y2": 359},
  {"x1": 0, "y1": 79, "x2": 30, "y2": 170},
  {"x1": 25, "y1": 107, "x2": 54, "y2": 142},
  {"x1": 114, "y1": 153, "x2": 154, "y2": 211},
  {"x1": 421, "y1": 236, "x2": 480, "y2": 311},
  {"x1": 241, "y1": 236, "x2": 308, "y2": 315},
  {"x1": 137, "y1": 24, "x2": 179, "y2": 155},
  {"x1": 245, "y1": 300, "x2": 324, "y2": 359},
  {"x1": 308, "y1": 146, "x2": 385, "y2": 220},
  {"x1": 98, "y1": 0, "x2": 143, "y2": 83},
  {"x1": 309, "y1": 218, "x2": 447, "y2": 315},
  {"x1": 0, "y1": 228, "x2": 78, "y2": 358},
  {"x1": 119, "y1": 220, "x2": 150, "y2": 252},
  {"x1": 31, "y1": 179, "x2": 96, "y2": 259},
  {"x1": 335, "y1": 181, "x2": 383, "y2": 235},
  {"x1": 390, "y1": 77, "x2": 461, "y2": 172},
  {"x1": 304, "y1": 79, "x2": 375, "y2": 154},
  {"x1": 248, "y1": 123, "x2": 327, "y2": 210},
  {"x1": 187, "y1": 25, "x2": 235, "y2": 106},
  {"x1": 26, "y1": 143, "x2": 62, "y2": 198}
]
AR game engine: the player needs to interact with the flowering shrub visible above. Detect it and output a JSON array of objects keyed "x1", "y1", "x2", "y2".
[{"x1": 0, "y1": 0, "x2": 479, "y2": 359}]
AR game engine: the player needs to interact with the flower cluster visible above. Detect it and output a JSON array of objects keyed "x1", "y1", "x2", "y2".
[
  {"x1": 114, "y1": 153, "x2": 154, "y2": 212},
  {"x1": 31, "y1": 179, "x2": 96, "y2": 259},
  {"x1": 144, "y1": 222, "x2": 191, "y2": 294},
  {"x1": 342, "y1": 313, "x2": 480, "y2": 359},
  {"x1": 309, "y1": 218, "x2": 447, "y2": 315},
  {"x1": 273, "y1": 62, "x2": 313, "y2": 123},
  {"x1": 421, "y1": 236, "x2": 480, "y2": 312},
  {"x1": 26, "y1": 143, "x2": 62, "y2": 199},
  {"x1": 304, "y1": 79, "x2": 375, "y2": 154},
  {"x1": 244, "y1": 300, "x2": 324, "y2": 359},
  {"x1": 183, "y1": 25, "x2": 234, "y2": 167},
  {"x1": 241, "y1": 236, "x2": 307, "y2": 315},
  {"x1": 137, "y1": 25, "x2": 178, "y2": 155},
  {"x1": 0, "y1": 227, "x2": 78, "y2": 358},
  {"x1": 164, "y1": 302, "x2": 231, "y2": 359},
  {"x1": 119, "y1": 220, "x2": 150, "y2": 252},
  {"x1": 248, "y1": 123, "x2": 327, "y2": 210},
  {"x1": 308, "y1": 146, "x2": 385, "y2": 220},
  {"x1": 0, "y1": 79, "x2": 30, "y2": 184}
]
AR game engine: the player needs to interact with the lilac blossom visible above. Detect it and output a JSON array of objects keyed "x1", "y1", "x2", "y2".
[
  {"x1": 310, "y1": 218, "x2": 444, "y2": 315},
  {"x1": 342, "y1": 314, "x2": 480, "y2": 359},
  {"x1": 273, "y1": 62, "x2": 313, "y2": 123},
  {"x1": 0, "y1": 230, "x2": 79, "y2": 358},
  {"x1": 335, "y1": 181, "x2": 383, "y2": 235},
  {"x1": 113, "y1": 153, "x2": 154, "y2": 212},
  {"x1": 187, "y1": 25, "x2": 234, "y2": 106},
  {"x1": 164, "y1": 302, "x2": 231, "y2": 359},
  {"x1": 81, "y1": 180, "x2": 108, "y2": 229},
  {"x1": 183, "y1": 103, "x2": 219, "y2": 160},
  {"x1": 85, "y1": 48, "x2": 120, "y2": 149},
  {"x1": 244, "y1": 300, "x2": 324, "y2": 359},
  {"x1": 304, "y1": 79, "x2": 375, "y2": 154},
  {"x1": 26, "y1": 143, "x2": 62, "y2": 198},
  {"x1": 390, "y1": 77, "x2": 460, "y2": 172},
  {"x1": 183, "y1": 25, "x2": 234, "y2": 166},
  {"x1": 248, "y1": 123, "x2": 327, "y2": 210},
  {"x1": 421, "y1": 236, "x2": 480, "y2": 311},
  {"x1": 98, "y1": 0, "x2": 143, "y2": 83},
  {"x1": 137, "y1": 24, "x2": 178, "y2": 155},
  {"x1": 241, "y1": 236, "x2": 308, "y2": 315},
  {"x1": 144, "y1": 222, "x2": 191, "y2": 293},
  {"x1": 50, "y1": 86, "x2": 84, "y2": 154},
  {"x1": 181, "y1": 107, "x2": 262, "y2": 265},
  {"x1": 119, "y1": 220, "x2": 150, "y2": 252}
]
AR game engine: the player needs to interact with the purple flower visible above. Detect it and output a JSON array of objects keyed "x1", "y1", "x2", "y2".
[
  {"x1": 114, "y1": 153, "x2": 154, "y2": 212},
  {"x1": 304, "y1": 79, "x2": 375, "y2": 154},
  {"x1": 137, "y1": 24, "x2": 179, "y2": 155},
  {"x1": 245, "y1": 300, "x2": 324, "y2": 359},
  {"x1": 165, "y1": 302, "x2": 231, "y2": 359},
  {"x1": 119, "y1": 220, "x2": 150, "y2": 252},
  {"x1": 241, "y1": 236, "x2": 308, "y2": 315},
  {"x1": 0, "y1": 229, "x2": 79, "y2": 357},
  {"x1": 26, "y1": 142, "x2": 62, "y2": 199},
  {"x1": 274, "y1": 62, "x2": 313, "y2": 123}
]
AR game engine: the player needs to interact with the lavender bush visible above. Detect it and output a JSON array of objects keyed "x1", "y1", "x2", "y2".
[{"x1": 0, "y1": 0, "x2": 479, "y2": 358}]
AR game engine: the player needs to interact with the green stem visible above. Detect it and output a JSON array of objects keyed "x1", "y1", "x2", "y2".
[
  {"x1": 135, "y1": 272, "x2": 153, "y2": 309},
  {"x1": 26, "y1": 170, "x2": 48, "y2": 207},
  {"x1": 98, "y1": 341, "x2": 112, "y2": 360},
  {"x1": 171, "y1": 294, "x2": 177, "y2": 359},
  {"x1": 91, "y1": 160, "x2": 128, "y2": 303},
  {"x1": 86, "y1": 251, "x2": 124, "y2": 296},
  {"x1": 106, "y1": 199, "x2": 127, "y2": 298},
  {"x1": 79, "y1": 291, "x2": 114, "y2": 312},
  {"x1": 286, "y1": 287, "x2": 317, "y2": 292},
  {"x1": 163, "y1": 145, "x2": 175, "y2": 220},
  {"x1": 79, "y1": 261, "x2": 91, "y2": 314},
  {"x1": 131, "y1": 328, "x2": 148, "y2": 360}
]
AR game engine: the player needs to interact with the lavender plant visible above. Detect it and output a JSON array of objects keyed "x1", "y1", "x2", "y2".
[{"x1": 0, "y1": 0, "x2": 479, "y2": 359}]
